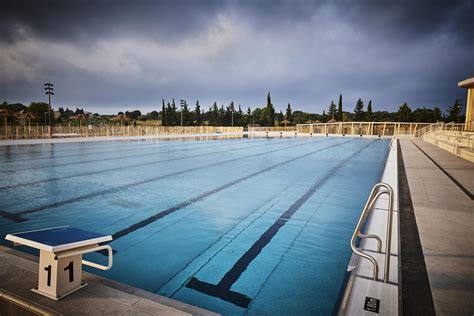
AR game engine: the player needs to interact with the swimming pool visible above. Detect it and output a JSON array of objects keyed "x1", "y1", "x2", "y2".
[{"x1": 0, "y1": 136, "x2": 389, "y2": 315}]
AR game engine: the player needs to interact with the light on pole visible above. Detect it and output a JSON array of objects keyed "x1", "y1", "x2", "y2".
[
  {"x1": 180, "y1": 99, "x2": 186, "y2": 127},
  {"x1": 44, "y1": 83, "x2": 54, "y2": 138}
]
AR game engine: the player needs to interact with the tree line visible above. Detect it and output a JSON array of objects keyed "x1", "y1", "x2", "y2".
[{"x1": 0, "y1": 94, "x2": 465, "y2": 127}]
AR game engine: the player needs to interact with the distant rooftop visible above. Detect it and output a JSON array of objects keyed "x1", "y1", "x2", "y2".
[{"x1": 458, "y1": 77, "x2": 474, "y2": 88}]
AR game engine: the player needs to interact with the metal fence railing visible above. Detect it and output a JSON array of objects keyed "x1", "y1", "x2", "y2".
[{"x1": 0, "y1": 125, "x2": 244, "y2": 140}]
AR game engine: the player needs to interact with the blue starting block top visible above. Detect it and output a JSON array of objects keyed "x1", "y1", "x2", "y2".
[{"x1": 6, "y1": 226, "x2": 112, "y2": 253}]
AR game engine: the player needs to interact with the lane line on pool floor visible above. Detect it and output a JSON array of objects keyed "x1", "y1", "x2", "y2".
[
  {"x1": 159, "y1": 169, "x2": 331, "y2": 296},
  {"x1": 109, "y1": 139, "x2": 354, "y2": 241},
  {"x1": 0, "y1": 137, "x2": 336, "y2": 222},
  {"x1": 0, "y1": 137, "x2": 216, "y2": 159},
  {"x1": 0, "y1": 136, "x2": 267, "y2": 164},
  {"x1": 185, "y1": 140, "x2": 377, "y2": 308},
  {"x1": 0, "y1": 137, "x2": 273, "y2": 173},
  {"x1": 0, "y1": 138, "x2": 294, "y2": 190}
]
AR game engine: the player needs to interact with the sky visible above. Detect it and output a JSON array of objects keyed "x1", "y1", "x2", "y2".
[{"x1": 1, "y1": 0, "x2": 473, "y2": 115}]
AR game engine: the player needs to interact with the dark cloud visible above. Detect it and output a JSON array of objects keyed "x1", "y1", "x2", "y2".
[
  {"x1": 0, "y1": 0, "x2": 225, "y2": 43},
  {"x1": 0, "y1": 0, "x2": 473, "y2": 114}
]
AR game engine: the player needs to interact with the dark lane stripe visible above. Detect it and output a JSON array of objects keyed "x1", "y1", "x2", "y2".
[
  {"x1": 1, "y1": 138, "x2": 332, "y2": 222},
  {"x1": 0, "y1": 139, "x2": 269, "y2": 173},
  {"x1": 0, "y1": 139, "x2": 291, "y2": 190},
  {"x1": 157, "y1": 182, "x2": 297, "y2": 294},
  {"x1": 0, "y1": 138, "x2": 176, "y2": 158},
  {"x1": 410, "y1": 140, "x2": 473, "y2": 200},
  {"x1": 111, "y1": 139, "x2": 354, "y2": 240},
  {"x1": 398, "y1": 141, "x2": 436, "y2": 315},
  {"x1": 186, "y1": 140, "x2": 378, "y2": 308},
  {"x1": 0, "y1": 138, "x2": 229, "y2": 163}
]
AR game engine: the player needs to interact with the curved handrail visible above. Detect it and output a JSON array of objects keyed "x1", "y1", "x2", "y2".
[
  {"x1": 55, "y1": 245, "x2": 113, "y2": 271},
  {"x1": 350, "y1": 183, "x2": 394, "y2": 282}
]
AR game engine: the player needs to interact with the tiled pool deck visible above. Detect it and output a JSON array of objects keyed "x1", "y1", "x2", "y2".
[
  {"x1": 0, "y1": 135, "x2": 472, "y2": 315},
  {"x1": 0, "y1": 246, "x2": 218, "y2": 315},
  {"x1": 399, "y1": 139, "x2": 474, "y2": 315}
]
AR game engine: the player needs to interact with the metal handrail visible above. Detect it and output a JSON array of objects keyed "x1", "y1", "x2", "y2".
[
  {"x1": 453, "y1": 133, "x2": 474, "y2": 154},
  {"x1": 55, "y1": 245, "x2": 113, "y2": 271},
  {"x1": 350, "y1": 183, "x2": 394, "y2": 282},
  {"x1": 414, "y1": 122, "x2": 438, "y2": 138}
]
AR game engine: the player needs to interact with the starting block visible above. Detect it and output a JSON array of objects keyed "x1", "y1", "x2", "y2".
[{"x1": 5, "y1": 226, "x2": 113, "y2": 300}]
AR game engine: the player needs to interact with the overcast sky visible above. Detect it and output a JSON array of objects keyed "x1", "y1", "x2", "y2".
[{"x1": 1, "y1": 0, "x2": 473, "y2": 114}]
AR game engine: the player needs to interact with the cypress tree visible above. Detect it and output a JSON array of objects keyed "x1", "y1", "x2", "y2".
[
  {"x1": 286, "y1": 103, "x2": 293, "y2": 123},
  {"x1": 337, "y1": 94, "x2": 343, "y2": 121},
  {"x1": 161, "y1": 99, "x2": 166, "y2": 126},
  {"x1": 328, "y1": 101, "x2": 337, "y2": 120},
  {"x1": 267, "y1": 93, "x2": 275, "y2": 126},
  {"x1": 194, "y1": 100, "x2": 201, "y2": 125},
  {"x1": 366, "y1": 100, "x2": 373, "y2": 122}
]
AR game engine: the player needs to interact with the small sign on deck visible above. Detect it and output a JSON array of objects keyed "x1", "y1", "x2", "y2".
[{"x1": 364, "y1": 296, "x2": 380, "y2": 313}]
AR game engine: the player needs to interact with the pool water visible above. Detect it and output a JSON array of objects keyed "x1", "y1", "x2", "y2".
[{"x1": 0, "y1": 137, "x2": 389, "y2": 315}]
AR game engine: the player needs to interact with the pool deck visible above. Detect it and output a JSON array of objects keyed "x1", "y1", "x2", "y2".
[
  {"x1": 0, "y1": 246, "x2": 218, "y2": 315},
  {"x1": 398, "y1": 139, "x2": 474, "y2": 315}
]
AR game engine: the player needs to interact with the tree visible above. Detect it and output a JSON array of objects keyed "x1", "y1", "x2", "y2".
[
  {"x1": 276, "y1": 111, "x2": 284, "y2": 125},
  {"x1": 161, "y1": 99, "x2": 166, "y2": 126},
  {"x1": 180, "y1": 100, "x2": 190, "y2": 126},
  {"x1": 396, "y1": 102, "x2": 412, "y2": 122},
  {"x1": 266, "y1": 93, "x2": 275, "y2": 126},
  {"x1": 286, "y1": 103, "x2": 293, "y2": 123},
  {"x1": 127, "y1": 110, "x2": 141, "y2": 120},
  {"x1": 209, "y1": 102, "x2": 219, "y2": 125},
  {"x1": 247, "y1": 107, "x2": 252, "y2": 125},
  {"x1": 236, "y1": 105, "x2": 244, "y2": 126},
  {"x1": 328, "y1": 101, "x2": 337, "y2": 120},
  {"x1": 337, "y1": 94, "x2": 343, "y2": 121},
  {"x1": 412, "y1": 107, "x2": 434, "y2": 122},
  {"x1": 353, "y1": 98, "x2": 365, "y2": 121},
  {"x1": 447, "y1": 99, "x2": 463, "y2": 123},
  {"x1": 27, "y1": 102, "x2": 50, "y2": 122},
  {"x1": 194, "y1": 100, "x2": 201, "y2": 125},
  {"x1": 366, "y1": 100, "x2": 373, "y2": 122},
  {"x1": 147, "y1": 111, "x2": 159, "y2": 120},
  {"x1": 432, "y1": 106, "x2": 443, "y2": 122}
]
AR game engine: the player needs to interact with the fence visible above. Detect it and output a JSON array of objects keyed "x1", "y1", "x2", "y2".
[
  {"x1": 296, "y1": 122, "x2": 438, "y2": 136},
  {"x1": 248, "y1": 126, "x2": 296, "y2": 132},
  {"x1": 0, "y1": 125, "x2": 244, "y2": 140}
]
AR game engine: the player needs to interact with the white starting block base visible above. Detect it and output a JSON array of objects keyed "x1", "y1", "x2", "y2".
[
  {"x1": 32, "y1": 282, "x2": 88, "y2": 301},
  {"x1": 5, "y1": 226, "x2": 113, "y2": 301}
]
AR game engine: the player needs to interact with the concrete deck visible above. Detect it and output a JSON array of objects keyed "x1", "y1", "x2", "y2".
[
  {"x1": 400, "y1": 139, "x2": 474, "y2": 315},
  {"x1": 0, "y1": 246, "x2": 218, "y2": 316}
]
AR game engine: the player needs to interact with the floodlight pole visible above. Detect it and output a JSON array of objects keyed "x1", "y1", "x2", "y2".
[
  {"x1": 44, "y1": 83, "x2": 54, "y2": 138},
  {"x1": 180, "y1": 99, "x2": 185, "y2": 127}
]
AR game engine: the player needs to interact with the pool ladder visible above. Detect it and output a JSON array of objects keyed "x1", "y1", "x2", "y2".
[{"x1": 350, "y1": 183, "x2": 394, "y2": 283}]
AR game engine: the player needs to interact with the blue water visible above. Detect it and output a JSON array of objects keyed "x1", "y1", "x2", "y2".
[{"x1": 0, "y1": 137, "x2": 389, "y2": 315}]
